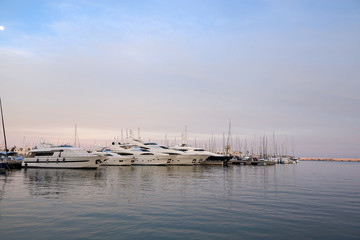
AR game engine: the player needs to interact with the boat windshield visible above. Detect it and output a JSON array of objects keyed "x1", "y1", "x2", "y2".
[{"x1": 26, "y1": 152, "x2": 37, "y2": 158}]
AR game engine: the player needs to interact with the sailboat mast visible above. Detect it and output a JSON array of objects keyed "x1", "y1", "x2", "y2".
[
  {"x1": 185, "y1": 125, "x2": 187, "y2": 145},
  {"x1": 74, "y1": 124, "x2": 77, "y2": 148},
  {"x1": 0, "y1": 97, "x2": 8, "y2": 153}
]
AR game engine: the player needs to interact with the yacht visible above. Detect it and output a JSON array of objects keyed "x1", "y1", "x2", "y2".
[
  {"x1": 22, "y1": 144, "x2": 102, "y2": 169},
  {"x1": 143, "y1": 143, "x2": 195, "y2": 165},
  {"x1": 93, "y1": 148, "x2": 134, "y2": 166},
  {"x1": 171, "y1": 144, "x2": 231, "y2": 165},
  {"x1": 110, "y1": 142, "x2": 169, "y2": 166},
  {"x1": 170, "y1": 144, "x2": 211, "y2": 165},
  {"x1": 122, "y1": 138, "x2": 195, "y2": 165}
]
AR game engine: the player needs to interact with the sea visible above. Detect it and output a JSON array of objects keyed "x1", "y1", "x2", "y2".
[{"x1": 0, "y1": 161, "x2": 359, "y2": 240}]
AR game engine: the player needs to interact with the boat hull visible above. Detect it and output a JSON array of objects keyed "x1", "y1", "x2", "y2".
[
  {"x1": 201, "y1": 155, "x2": 231, "y2": 165},
  {"x1": 22, "y1": 156, "x2": 101, "y2": 169},
  {"x1": 168, "y1": 155, "x2": 194, "y2": 165},
  {"x1": 132, "y1": 155, "x2": 169, "y2": 166},
  {"x1": 100, "y1": 157, "x2": 133, "y2": 166}
]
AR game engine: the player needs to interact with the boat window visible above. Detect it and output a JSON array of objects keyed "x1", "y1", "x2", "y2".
[
  {"x1": 35, "y1": 151, "x2": 54, "y2": 156},
  {"x1": 149, "y1": 145, "x2": 161, "y2": 149},
  {"x1": 3, "y1": 151, "x2": 16, "y2": 156},
  {"x1": 140, "y1": 153, "x2": 154, "y2": 155},
  {"x1": 176, "y1": 149, "x2": 187, "y2": 152},
  {"x1": 167, "y1": 153, "x2": 180, "y2": 155},
  {"x1": 159, "y1": 146, "x2": 169, "y2": 149},
  {"x1": 58, "y1": 145, "x2": 72, "y2": 147},
  {"x1": 194, "y1": 149, "x2": 205, "y2": 151},
  {"x1": 117, "y1": 153, "x2": 133, "y2": 156}
]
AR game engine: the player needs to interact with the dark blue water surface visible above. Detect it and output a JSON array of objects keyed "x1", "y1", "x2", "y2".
[{"x1": 1, "y1": 161, "x2": 359, "y2": 240}]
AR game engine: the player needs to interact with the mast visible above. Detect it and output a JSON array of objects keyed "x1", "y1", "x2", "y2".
[
  {"x1": 121, "y1": 129, "x2": 124, "y2": 143},
  {"x1": 225, "y1": 119, "x2": 231, "y2": 156},
  {"x1": 74, "y1": 124, "x2": 80, "y2": 148},
  {"x1": 222, "y1": 132, "x2": 225, "y2": 154},
  {"x1": 273, "y1": 131, "x2": 276, "y2": 157},
  {"x1": 74, "y1": 124, "x2": 77, "y2": 148},
  {"x1": 0, "y1": 97, "x2": 8, "y2": 153},
  {"x1": 184, "y1": 125, "x2": 187, "y2": 145}
]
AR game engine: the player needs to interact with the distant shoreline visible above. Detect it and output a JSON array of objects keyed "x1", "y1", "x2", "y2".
[{"x1": 300, "y1": 158, "x2": 360, "y2": 162}]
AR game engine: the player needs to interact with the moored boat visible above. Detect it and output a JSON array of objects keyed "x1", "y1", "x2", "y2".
[
  {"x1": 142, "y1": 142, "x2": 195, "y2": 166},
  {"x1": 110, "y1": 142, "x2": 170, "y2": 166},
  {"x1": 22, "y1": 144, "x2": 102, "y2": 169},
  {"x1": 93, "y1": 148, "x2": 134, "y2": 166},
  {"x1": 171, "y1": 144, "x2": 230, "y2": 165}
]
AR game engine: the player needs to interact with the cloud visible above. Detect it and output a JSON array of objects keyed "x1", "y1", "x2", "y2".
[{"x1": 0, "y1": 26, "x2": 4, "y2": 31}]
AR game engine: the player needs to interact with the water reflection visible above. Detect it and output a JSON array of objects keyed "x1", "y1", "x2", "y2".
[
  {"x1": 0, "y1": 175, "x2": 5, "y2": 202},
  {"x1": 19, "y1": 164, "x2": 300, "y2": 203},
  {"x1": 1, "y1": 162, "x2": 359, "y2": 240},
  {"x1": 23, "y1": 168, "x2": 104, "y2": 199},
  {"x1": 0, "y1": 171, "x2": 19, "y2": 202}
]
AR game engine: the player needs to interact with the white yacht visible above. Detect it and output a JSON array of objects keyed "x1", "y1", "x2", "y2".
[
  {"x1": 171, "y1": 144, "x2": 230, "y2": 165},
  {"x1": 123, "y1": 138, "x2": 195, "y2": 165},
  {"x1": 110, "y1": 142, "x2": 169, "y2": 166},
  {"x1": 93, "y1": 148, "x2": 134, "y2": 166},
  {"x1": 142, "y1": 143, "x2": 196, "y2": 165},
  {"x1": 22, "y1": 144, "x2": 102, "y2": 169},
  {"x1": 170, "y1": 145, "x2": 210, "y2": 164}
]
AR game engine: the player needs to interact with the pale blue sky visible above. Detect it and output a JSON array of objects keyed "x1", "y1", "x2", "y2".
[{"x1": 0, "y1": 0, "x2": 359, "y2": 157}]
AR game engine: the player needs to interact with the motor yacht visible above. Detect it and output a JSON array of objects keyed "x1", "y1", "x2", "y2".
[
  {"x1": 110, "y1": 141, "x2": 169, "y2": 166},
  {"x1": 22, "y1": 144, "x2": 102, "y2": 169},
  {"x1": 143, "y1": 143, "x2": 196, "y2": 165},
  {"x1": 93, "y1": 148, "x2": 134, "y2": 166},
  {"x1": 171, "y1": 144, "x2": 230, "y2": 165},
  {"x1": 123, "y1": 138, "x2": 195, "y2": 165}
]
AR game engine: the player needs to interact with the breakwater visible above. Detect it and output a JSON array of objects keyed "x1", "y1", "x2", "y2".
[{"x1": 300, "y1": 158, "x2": 360, "y2": 162}]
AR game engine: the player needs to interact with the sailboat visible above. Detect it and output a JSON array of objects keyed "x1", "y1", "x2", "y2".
[{"x1": 0, "y1": 97, "x2": 23, "y2": 171}]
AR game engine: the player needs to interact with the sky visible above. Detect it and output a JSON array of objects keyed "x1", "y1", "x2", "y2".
[{"x1": 0, "y1": 0, "x2": 359, "y2": 158}]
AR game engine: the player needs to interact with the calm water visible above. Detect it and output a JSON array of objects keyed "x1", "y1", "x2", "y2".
[{"x1": 1, "y1": 161, "x2": 359, "y2": 240}]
